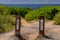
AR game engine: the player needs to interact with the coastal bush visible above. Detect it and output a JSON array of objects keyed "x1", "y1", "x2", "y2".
[
  {"x1": 54, "y1": 12, "x2": 60, "y2": 25},
  {"x1": 25, "y1": 6, "x2": 58, "y2": 21},
  {"x1": 17, "y1": 7, "x2": 33, "y2": 17},
  {"x1": 0, "y1": 23, "x2": 13, "y2": 32},
  {"x1": 0, "y1": 5, "x2": 8, "y2": 15},
  {"x1": 6, "y1": 7, "x2": 17, "y2": 15},
  {"x1": 25, "y1": 10, "x2": 44, "y2": 21},
  {"x1": 5, "y1": 15, "x2": 15, "y2": 25},
  {"x1": 0, "y1": 14, "x2": 15, "y2": 33},
  {"x1": 7, "y1": 7, "x2": 33, "y2": 18}
]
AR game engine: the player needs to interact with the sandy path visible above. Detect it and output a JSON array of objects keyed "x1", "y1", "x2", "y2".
[
  {"x1": 0, "y1": 21, "x2": 60, "y2": 40},
  {"x1": 0, "y1": 30, "x2": 15, "y2": 40}
]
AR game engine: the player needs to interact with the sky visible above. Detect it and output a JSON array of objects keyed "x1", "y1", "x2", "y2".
[{"x1": 0, "y1": 0, "x2": 60, "y2": 4}]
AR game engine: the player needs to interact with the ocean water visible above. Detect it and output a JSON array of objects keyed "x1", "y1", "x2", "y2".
[{"x1": 4, "y1": 4, "x2": 60, "y2": 9}]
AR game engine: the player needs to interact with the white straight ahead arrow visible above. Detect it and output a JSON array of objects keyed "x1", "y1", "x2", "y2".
[
  {"x1": 16, "y1": 19, "x2": 19, "y2": 30},
  {"x1": 40, "y1": 19, "x2": 44, "y2": 30}
]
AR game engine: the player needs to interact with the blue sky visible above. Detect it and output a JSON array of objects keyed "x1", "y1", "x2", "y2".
[{"x1": 0, "y1": 0, "x2": 60, "y2": 4}]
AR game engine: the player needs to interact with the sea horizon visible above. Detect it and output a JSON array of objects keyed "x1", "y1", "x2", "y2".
[{"x1": 2, "y1": 4, "x2": 60, "y2": 9}]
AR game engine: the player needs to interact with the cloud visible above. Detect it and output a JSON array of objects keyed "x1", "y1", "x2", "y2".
[{"x1": 0, "y1": 0, "x2": 60, "y2": 4}]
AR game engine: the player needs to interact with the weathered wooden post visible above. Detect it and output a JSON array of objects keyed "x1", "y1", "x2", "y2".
[
  {"x1": 15, "y1": 15, "x2": 25, "y2": 40},
  {"x1": 36, "y1": 16, "x2": 45, "y2": 40},
  {"x1": 15, "y1": 15, "x2": 21, "y2": 36},
  {"x1": 36, "y1": 16, "x2": 53, "y2": 40},
  {"x1": 39, "y1": 16, "x2": 53, "y2": 39},
  {"x1": 39, "y1": 16, "x2": 45, "y2": 37}
]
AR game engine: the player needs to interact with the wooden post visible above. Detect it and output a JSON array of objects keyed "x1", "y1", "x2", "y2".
[
  {"x1": 15, "y1": 15, "x2": 25, "y2": 40},
  {"x1": 15, "y1": 15, "x2": 21, "y2": 36},
  {"x1": 39, "y1": 16, "x2": 53, "y2": 40},
  {"x1": 36, "y1": 16, "x2": 45, "y2": 40},
  {"x1": 39, "y1": 16, "x2": 45, "y2": 37}
]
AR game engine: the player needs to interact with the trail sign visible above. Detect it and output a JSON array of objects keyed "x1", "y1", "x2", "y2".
[
  {"x1": 36, "y1": 16, "x2": 53, "y2": 40},
  {"x1": 39, "y1": 16, "x2": 53, "y2": 40},
  {"x1": 15, "y1": 15, "x2": 25, "y2": 40},
  {"x1": 36, "y1": 16, "x2": 45, "y2": 40},
  {"x1": 15, "y1": 15, "x2": 21, "y2": 36},
  {"x1": 39, "y1": 16, "x2": 45, "y2": 36}
]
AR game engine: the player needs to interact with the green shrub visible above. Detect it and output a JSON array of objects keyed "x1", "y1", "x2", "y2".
[
  {"x1": 25, "y1": 11, "x2": 44, "y2": 21},
  {"x1": 0, "y1": 5, "x2": 8, "y2": 15},
  {"x1": 0, "y1": 14, "x2": 15, "y2": 33},
  {"x1": 54, "y1": 12, "x2": 60, "y2": 25},
  {"x1": 5, "y1": 15, "x2": 15, "y2": 25},
  {"x1": 0, "y1": 23, "x2": 13, "y2": 32},
  {"x1": 7, "y1": 7, "x2": 33, "y2": 17},
  {"x1": 17, "y1": 7, "x2": 33, "y2": 17},
  {"x1": 0, "y1": 29, "x2": 4, "y2": 33},
  {"x1": 25, "y1": 6, "x2": 58, "y2": 21},
  {"x1": 6, "y1": 7, "x2": 18, "y2": 15}
]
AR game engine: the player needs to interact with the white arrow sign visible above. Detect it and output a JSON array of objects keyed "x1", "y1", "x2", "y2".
[
  {"x1": 16, "y1": 19, "x2": 19, "y2": 30},
  {"x1": 40, "y1": 19, "x2": 44, "y2": 30}
]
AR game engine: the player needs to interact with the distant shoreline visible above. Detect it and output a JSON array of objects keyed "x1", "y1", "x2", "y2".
[{"x1": 2, "y1": 4, "x2": 60, "y2": 9}]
